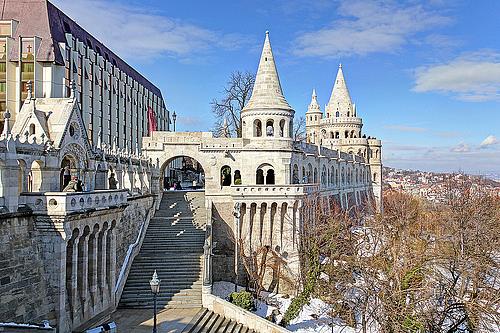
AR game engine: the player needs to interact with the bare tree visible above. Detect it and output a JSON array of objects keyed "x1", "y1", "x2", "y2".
[
  {"x1": 293, "y1": 116, "x2": 306, "y2": 142},
  {"x1": 212, "y1": 71, "x2": 255, "y2": 138}
]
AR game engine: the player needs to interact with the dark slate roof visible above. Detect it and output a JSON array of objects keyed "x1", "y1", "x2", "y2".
[{"x1": 1, "y1": 0, "x2": 163, "y2": 98}]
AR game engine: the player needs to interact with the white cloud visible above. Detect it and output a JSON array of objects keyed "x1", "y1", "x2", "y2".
[
  {"x1": 480, "y1": 135, "x2": 499, "y2": 147},
  {"x1": 293, "y1": 0, "x2": 449, "y2": 58},
  {"x1": 451, "y1": 143, "x2": 470, "y2": 153},
  {"x1": 413, "y1": 52, "x2": 500, "y2": 101},
  {"x1": 52, "y1": 0, "x2": 246, "y2": 61}
]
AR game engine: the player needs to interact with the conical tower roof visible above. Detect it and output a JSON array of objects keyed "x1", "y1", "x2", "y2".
[
  {"x1": 243, "y1": 31, "x2": 292, "y2": 112},
  {"x1": 326, "y1": 64, "x2": 354, "y2": 117},
  {"x1": 306, "y1": 89, "x2": 322, "y2": 114}
]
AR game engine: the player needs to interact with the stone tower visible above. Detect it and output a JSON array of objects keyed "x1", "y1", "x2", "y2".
[
  {"x1": 305, "y1": 64, "x2": 383, "y2": 209},
  {"x1": 241, "y1": 31, "x2": 295, "y2": 140}
]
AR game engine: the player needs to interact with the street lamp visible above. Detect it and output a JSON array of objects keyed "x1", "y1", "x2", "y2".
[
  {"x1": 172, "y1": 111, "x2": 177, "y2": 132},
  {"x1": 149, "y1": 270, "x2": 161, "y2": 333}
]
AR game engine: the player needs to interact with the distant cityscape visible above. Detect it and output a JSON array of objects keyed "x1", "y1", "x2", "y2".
[{"x1": 383, "y1": 166, "x2": 500, "y2": 203}]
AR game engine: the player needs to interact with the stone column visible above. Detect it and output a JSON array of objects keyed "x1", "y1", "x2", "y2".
[
  {"x1": 78, "y1": 232, "x2": 90, "y2": 321},
  {"x1": 252, "y1": 204, "x2": 262, "y2": 250},
  {"x1": 100, "y1": 228, "x2": 109, "y2": 306},
  {"x1": 88, "y1": 230, "x2": 99, "y2": 313},
  {"x1": 70, "y1": 237, "x2": 80, "y2": 323},
  {"x1": 108, "y1": 226, "x2": 117, "y2": 305},
  {"x1": 243, "y1": 204, "x2": 252, "y2": 255},
  {"x1": 283, "y1": 204, "x2": 294, "y2": 253},
  {"x1": 272, "y1": 204, "x2": 282, "y2": 250}
]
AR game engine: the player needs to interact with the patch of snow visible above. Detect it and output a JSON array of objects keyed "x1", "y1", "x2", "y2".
[
  {"x1": 212, "y1": 281, "x2": 356, "y2": 333},
  {"x1": 0, "y1": 322, "x2": 53, "y2": 329}
]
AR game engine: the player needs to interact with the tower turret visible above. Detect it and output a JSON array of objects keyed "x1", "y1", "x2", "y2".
[
  {"x1": 325, "y1": 64, "x2": 355, "y2": 118},
  {"x1": 305, "y1": 89, "x2": 323, "y2": 144},
  {"x1": 241, "y1": 31, "x2": 294, "y2": 140}
]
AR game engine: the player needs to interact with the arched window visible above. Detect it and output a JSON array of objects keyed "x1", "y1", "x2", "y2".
[
  {"x1": 292, "y1": 164, "x2": 299, "y2": 184},
  {"x1": 335, "y1": 131, "x2": 339, "y2": 139},
  {"x1": 254, "y1": 119, "x2": 262, "y2": 137},
  {"x1": 302, "y1": 166, "x2": 306, "y2": 183},
  {"x1": 373, "y1": 173, "x2": 377, "y2": 182},
  {"x1": 256, "y1": 169, "x2": 264, "y2": 184},
  {"x1": 266, "y1": 169, "x2": 275, "y2": 184},
  {"x1": 335, "y1": 111, "x2": 339, "y2": 117},
  {"x1": 279, "y1": 119, "x2": 285, "y2": 137},
  {"x1": 221, "y1": 165, "x2": 232, "y2": 186},
  {"x1": 234, "y1": 170, "x2": 241, "y2": 185},
  {"x1": 347, "y1": 111, "x2": 350, "y2": 117},
  {"x1": 314, "y1": 168, "x2": 318, "y2": 183},
  {"x1": 266, "y1": 120, "x2": 274, "y2": 136},
  {"x1": 321, "y1": 166, "x2": 327, "y2": 185},
  {"x1": 341, "y1": 167, "x2": 345, "y2": 185},
  {"x1": 29, "y1": 124, "x2": 35, "y2": 135},
  {"x1": 345, "y1": 130, "x2": 349, "y2": 138}
]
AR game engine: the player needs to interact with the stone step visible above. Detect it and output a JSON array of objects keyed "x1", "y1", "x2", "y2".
[{"x1": 182, "y1": 308, "x2": 254, "y2": 333}]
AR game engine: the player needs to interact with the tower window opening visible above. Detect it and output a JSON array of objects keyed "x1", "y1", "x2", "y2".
[{"x1": 266, "y1": 120, "x2": 274, "y2": 136}]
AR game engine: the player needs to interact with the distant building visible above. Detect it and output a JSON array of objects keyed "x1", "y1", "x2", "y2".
[{"x1": 0, "y1": 0, "x2": 169, "y2": 151}]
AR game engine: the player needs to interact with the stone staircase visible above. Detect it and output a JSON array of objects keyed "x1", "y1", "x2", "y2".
[
  {"x1": 118, "y1": 191, "x2": 206, "y2": 309},
  {"x1": 182, "y1": 308, "x2": 255, "y2": 333}
]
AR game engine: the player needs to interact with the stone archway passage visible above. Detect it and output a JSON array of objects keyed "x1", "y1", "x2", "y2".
[{"x1": 161, "y1": 155, "x2": 206, "y2": 191}]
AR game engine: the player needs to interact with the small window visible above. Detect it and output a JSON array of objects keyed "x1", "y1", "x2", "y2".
[
  {"x1": 221, "y1": 165, "x2": 232, "y2": 186},
  {"x1": 29, "y1": 124, "x2": 35, "y2": 135},
  {"x1": 63, "y1": 21, "x2": 71, "y2": 33}
]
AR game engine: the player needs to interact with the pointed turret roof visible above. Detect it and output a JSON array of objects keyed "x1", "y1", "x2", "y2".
[
  {"x1": 326, "y1": 64, "x2": 354, "y2": 117},
  {"x1": 306, "y1": 89, "x2": 322, "y2": 114},
  {"x1": 243, "y1": 31, "x2": 292, "y2": 112}
]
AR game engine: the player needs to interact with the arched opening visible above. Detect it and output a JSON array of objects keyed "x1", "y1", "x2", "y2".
[
  {"x1": 335, "y1": 131, "x2": 339, "y2": 139},
  {"x1": 279, "y1": 119, "x2": 285, "y2": 137},
  {"x1": 345, "y1": 130, "x2": 349, "y2": 138},
  {"x1": 253, "y1": 119, "x2": 262, "y2": 137},
  {"x1": 60, "y1": 155, "x2": 78, "y2": 191},
  {"x1": 292, "y1": 164, "x2": 299, "y2": 184},
  {"x1": 307, "y1": 163, "x2": 313, "y2": 183},
  {"x1": 256, "y1": 163, "x2": 274, "y2": 185},
  {"x1": 266, "y1": 169, "x2": 275, "y2": 184},
  {"x1": 321, "y1": 166, "x2": 327, "y2": 185},
  {"x1": 256, "y1": 169, "x2": 264, "y2": 184},
  {"x1": 302, "y1": 166, "x2": 306, "y2": 183},
  {"x1": 161, "y1": 155, "x2": 205, "y2": 191},
  {"x1": 234, "y1": 170, "x2": 242, "y2": 185},
  {"x1": 335, "y1": 111, "x2": 339, "y2": 117},
  {"x1": 221, "y1": 165, "x2": 232, "y2": 186},
  {"x1": 313, "y1": 168, "x2": 318, "y2": 183},
  {"x1": 29, "y1": 123, "x2": 35, "y2": 135},
  {"x1": 17, "y1": 159, "x2": 27, "y2": 193},
  {"x1": 30, "y1": 160, "x2": 44, "y2": 192},
  {"x1": 266, "y1": 120, "x2": 274, "y2": 136}
]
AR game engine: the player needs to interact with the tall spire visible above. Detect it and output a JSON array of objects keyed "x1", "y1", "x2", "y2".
[
  {"x1": 326, "y1": 64, "x2": 354, "y2": 117},
  {"x1": 307, "y1": 89, "x2": 321, "y2": 114},
  {"x1": 243, "y1": 31, "x2": 292, "y2": 111}
]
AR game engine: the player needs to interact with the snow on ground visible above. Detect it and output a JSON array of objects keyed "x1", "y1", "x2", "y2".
[{"x1": 212, "y1": 281, "x2": 355, "y2": 333}]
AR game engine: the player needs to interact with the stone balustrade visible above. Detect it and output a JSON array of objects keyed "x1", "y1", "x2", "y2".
[
  {"x1": 320, "y1": 116, "x2": 362, "y2": 125},
  {"x1": 22, "y1": 189, "x2": 128, "y2": 214},
  {"x1": 232, "y1": 184, "x2": 319, "y2": 197}
]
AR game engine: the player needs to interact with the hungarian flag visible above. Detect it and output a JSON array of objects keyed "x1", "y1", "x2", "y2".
[{"x1": 147, "y1": 106, "x2": 157, "y2": 135}]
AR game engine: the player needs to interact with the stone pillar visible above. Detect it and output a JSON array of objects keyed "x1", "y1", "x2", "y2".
[
  {"x1": 272, "y1": 204, "x2": 281, "y2": 250},
  {"x1": 253, "y1": 204, "x2": 262, "y2": 248},
  {"x1": 78, "y1": 232, "x2": 90, "y2": 321},
  {"x1": 243, "y1": 204, "x2": 252, "y2": 255},
  {"x1": 265, "y1": 204, "x2": 272, "y2": 247},
  {"x1": 1, "y1": 159, "x2": 20, "y2": 212},
  {"x1": 100, "y1": 228, "x2": 109, "y2": 305},
  {"x1": 70, "y1": 237, "x2": 80, "y2": 323},
  {"x1": 88, "y1": 230, "x2": 99, "y2": 312},
  {"x1": 108, "y1": 226, "x2": 117, "y2": 305},
  {"x1": 283, "y1": 204, "x2": 294, "y2": 253},
  {"x1": 115, "y1": 164, "x2": 123, "y2": 189}
]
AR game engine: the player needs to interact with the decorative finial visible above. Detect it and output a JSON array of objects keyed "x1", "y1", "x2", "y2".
[
  {"x1": 265, "y1": 30, "x2": 269, "y2": 35},
  {"x1": 312, "y1": 89, "x2": 317, "y2": 98},
  {"x1": 2, "y1": 109, "x2": 11, "y2": 136},
  {"x1": 339, "y1": 63, "x2": 342, "y2": 69},
  {"x1": 26, "y1": 80, "x2": 32, "y2": 100}
]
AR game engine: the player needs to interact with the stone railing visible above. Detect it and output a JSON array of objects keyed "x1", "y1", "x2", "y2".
[
  {"x1": 320, "y1": 116, "x2": 362, "y2": 125},
  {"x1": 202, "y1": 294, "x2": 290, "y2": 333},
  {"x1": 231, "y1": 184, "x2": 319, "y2": 197},
  {"x1": 21, "y1": 189, "x2": 128, "y2": 214}
]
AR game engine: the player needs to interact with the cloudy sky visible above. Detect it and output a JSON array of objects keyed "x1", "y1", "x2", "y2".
[{"x1": 53, "y1": 0, "x2": 500, "y2": 175}]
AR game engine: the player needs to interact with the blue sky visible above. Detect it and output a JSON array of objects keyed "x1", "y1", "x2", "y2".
[{"x1": 53, "y1": 0, "x2": 500, "y2": 175}]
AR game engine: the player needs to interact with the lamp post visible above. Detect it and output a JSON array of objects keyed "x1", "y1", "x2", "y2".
[
  {"x1": 149, "y1": 270, "x2": 160, "y2": 333},
  {"x1": 172, "y1": 111, "x2": 177, "y2": 132}
]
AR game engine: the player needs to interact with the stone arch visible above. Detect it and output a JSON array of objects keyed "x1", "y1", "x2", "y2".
[
  {"x1": 279, "y1": 119, "x2": 285, "y2": 137},
  {"x1": 234, "y1": 169, "x2": 241, "y2": 185},
  {"x1": 60, "y1": 154, "x2": 79, "y2": 191},
  {"x1": 159, "y1": 155, "x2": 207, "y2": 191},
  {"x1": 17, "y1": 159, "x2": 28, "y2": 193},
  {"x1": 292, "y1": 164, "x2": 299, "y2": 184},
  {"x1": 221, "y1": 165, "x2": 232, "y2": 186},
  {"x1": 29, "y1": 123, "x2": 35, "y2": 135},
  {"x1": 313, "y1": 167, "x2": 318, "y2": 183},
  {"x1": 253, "y1": 119, "x2": 262, "y2": 137},
  {"x1": 29, "y1": 159, "x2": 44, "y2": 192},
  {"x1": 266, "y1": 119, "x2": 274, "y2": 136}
]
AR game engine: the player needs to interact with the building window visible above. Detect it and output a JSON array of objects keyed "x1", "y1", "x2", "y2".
[{"x1": 234, "y1": 170, "x2": 241, "y2": 185}]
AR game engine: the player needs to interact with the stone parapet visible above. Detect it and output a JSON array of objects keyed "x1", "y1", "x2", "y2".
[
  {"x1": 232, "y1": 184, "x2": 319, "y2": 198},
  {"x1": 21, "y1": 189, "x2": 128, "y2": 215}
]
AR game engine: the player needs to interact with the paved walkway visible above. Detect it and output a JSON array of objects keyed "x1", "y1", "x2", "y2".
[{"x1": 110, "y1": 308, "x2": 200, "y2": 332}]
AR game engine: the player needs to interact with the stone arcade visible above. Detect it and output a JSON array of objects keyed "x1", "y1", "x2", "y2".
[{"x1": 142, "y1": 32, "x2": 382, "y2": 293}]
